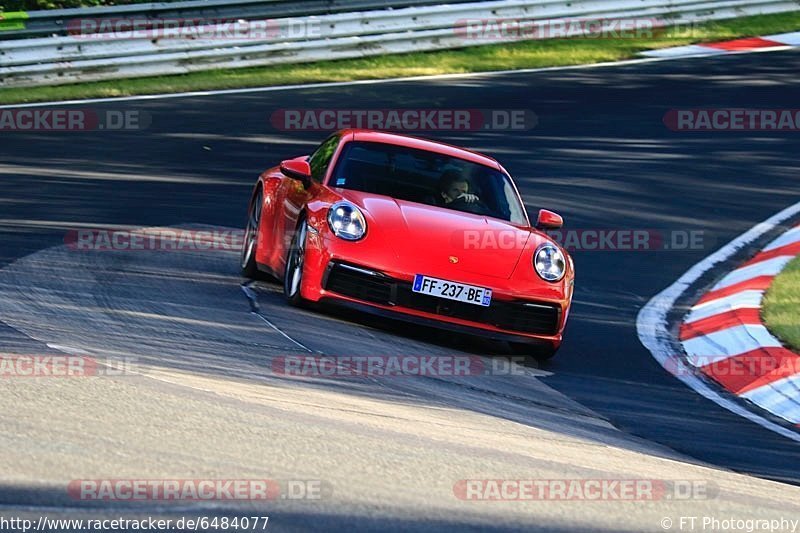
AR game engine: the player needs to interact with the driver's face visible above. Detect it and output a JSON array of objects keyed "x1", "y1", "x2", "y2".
[{"x1": 443, "y1": 181, "x2": 469, "y2": 202}]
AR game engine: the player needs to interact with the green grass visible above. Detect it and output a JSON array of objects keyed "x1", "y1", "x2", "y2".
[
  {"x1": 763, "y1": 254, "x2": 800, "y2": 352},
  {"x1": 1, "y1": 11, "x2": 799, "y2": 104}
]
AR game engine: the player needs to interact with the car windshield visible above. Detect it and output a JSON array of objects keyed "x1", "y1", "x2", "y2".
[{"x1": 329, "y1": 140, "x2": 528, "y2": 225}]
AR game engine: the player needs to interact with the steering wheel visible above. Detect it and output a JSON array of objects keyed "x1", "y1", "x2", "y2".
[{"x1": 448, "y1": 196, "x2": 493, "y2": 216}]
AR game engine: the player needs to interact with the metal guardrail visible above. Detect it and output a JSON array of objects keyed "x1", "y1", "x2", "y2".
[
  {"x1": 0, "y1": 0, "x2": 482, "y2": 40},
  {"x1": 1, "y1": 0, "x2": 798, "y2": 88}
]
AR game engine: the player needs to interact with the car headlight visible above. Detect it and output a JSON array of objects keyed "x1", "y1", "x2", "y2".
[
  {"x1": 327, "y1": 201, "x2": 367, "y2": 241},
  {"x1": 534, "y1": 243, "x2": 566, "y2": 282}
]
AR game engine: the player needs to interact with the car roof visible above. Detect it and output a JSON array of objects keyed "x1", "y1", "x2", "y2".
[{"x1": 340, "y1": 129, "x2": 504, "y2": 172}]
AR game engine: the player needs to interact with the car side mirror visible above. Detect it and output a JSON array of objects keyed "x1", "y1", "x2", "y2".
[
  {"x1": 535, "y1": 209, "x2": 563, "y2": 230},
  {"x1": 280, "y1": 160, "x2": 312, "y2": 188}
]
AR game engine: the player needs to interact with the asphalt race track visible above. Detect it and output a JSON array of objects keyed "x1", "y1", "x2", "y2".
[{"x1": 1, "y1": 50, "x2": 800, "y2": 531}]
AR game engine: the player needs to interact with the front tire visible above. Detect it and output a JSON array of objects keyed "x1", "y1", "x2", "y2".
[
  {"x1": 283, "y1": 220, "x2": 308, "y2": 306},
  {"x1": 241, "y1": 189, "x2": 263, "y2": 279}
]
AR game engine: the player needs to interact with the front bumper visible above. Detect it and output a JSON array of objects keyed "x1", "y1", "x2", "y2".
[{"x1": 316, "y1": 261, "x2": 565, "y2": 346}]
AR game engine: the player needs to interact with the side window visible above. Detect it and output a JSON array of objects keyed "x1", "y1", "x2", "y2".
[{"x1": 308, "y1": 134, "x2": 340, "y2": 182}]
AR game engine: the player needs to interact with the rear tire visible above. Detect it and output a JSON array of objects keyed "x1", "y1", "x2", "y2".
[
  {"x1": 283, "y1": 220, "x2": 308, "y2": 307},
  {"x1": 241, "y1": 189, "x2": 263, "y2": 279},
  {"x1": 509, "y1": 341, "x2": 557, "y2": 362}
]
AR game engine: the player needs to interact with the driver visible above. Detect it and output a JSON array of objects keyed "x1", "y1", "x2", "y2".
[{"x1": 438, "y1": 169, "x2": 480, "y2": 205}]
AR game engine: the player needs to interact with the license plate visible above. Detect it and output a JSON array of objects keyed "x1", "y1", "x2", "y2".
[{"x1": 412, "y1": 274, "x2": 492, "y2": 307}]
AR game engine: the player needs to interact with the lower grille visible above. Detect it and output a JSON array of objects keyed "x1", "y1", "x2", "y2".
[
  {"x1": 324, "y1": 263, "x2": 393, "y2": 304},
  {"x1": 323, "y1": 262, "x2": 561, "y2": 336}
]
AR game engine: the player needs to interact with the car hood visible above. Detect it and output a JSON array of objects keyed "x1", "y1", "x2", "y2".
[{"x1": 337, "y1": 189, "x2": 534, "y2": 279}]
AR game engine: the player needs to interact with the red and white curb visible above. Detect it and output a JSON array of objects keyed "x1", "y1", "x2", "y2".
[
  {"x1": 679, "y1": 225, "x2": 800, "y2": 425},
  {"x1": 638, "y1": 200, "x2": 800, "y2": 443},
  {"x1": 641, "y1": 31, "x2": 800, "y2": 58}
]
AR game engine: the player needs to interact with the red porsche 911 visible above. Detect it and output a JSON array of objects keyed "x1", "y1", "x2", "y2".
[{"x1": 241, "y1": 129, "x2": 574, "y2": 359}]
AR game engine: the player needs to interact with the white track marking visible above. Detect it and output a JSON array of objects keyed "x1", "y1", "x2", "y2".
[
  {"x1": 685, "y1": 290, "x2": 763, "y2": 323},
  {"x1": 712, "y1": 256, "x2": 793, "y2": 290},
  {"x1": 0, "y1": 49, "x2": 790, "y2": 110},
  {"x1": 641, "y1": 45, "x2": 729, "y2": 58},
  {"x1": 45, "y1": 343, "x2": 92, "y2": 355},
  {"x1": 743, "y1": 375, "x2": 800, "y2": 424},
  {"x1": 682, "y1": 325, "x2": 784, "y2": 366},
  {"x1": 636, "y1": 199, "x2": 800, "y2": 443},
  {"x1": 764, "y1": 226, "x2": 800, "y2": 251},
  {"x1": 766, "y1": 31, "x2": 800, "y2": 46}
]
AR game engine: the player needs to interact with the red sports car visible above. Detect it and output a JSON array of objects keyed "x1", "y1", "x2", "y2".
[{"x1": 241, "y1": 130, "x2": 574, "y2": 359}]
